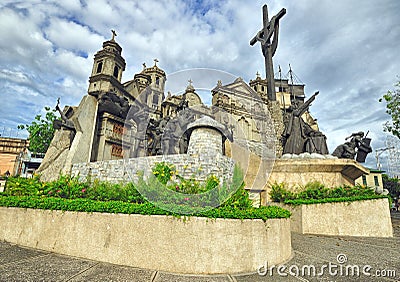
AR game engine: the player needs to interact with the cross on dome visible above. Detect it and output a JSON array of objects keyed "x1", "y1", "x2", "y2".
[{"x1": 111, "y1": 29, "x2": 117, "y2": 41}]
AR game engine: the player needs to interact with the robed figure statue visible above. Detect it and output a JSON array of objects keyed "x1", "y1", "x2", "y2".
[{"x1": 283, "y1": 92, "x2": 328, "y2": 155}]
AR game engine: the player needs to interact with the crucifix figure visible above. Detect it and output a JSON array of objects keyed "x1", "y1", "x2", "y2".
[
  {"x1": 250, "y1": 5, "x2": 286, "y2": 101},
  {"x1": 111, "y1": 29, "x2": 117, "y2": 41}
]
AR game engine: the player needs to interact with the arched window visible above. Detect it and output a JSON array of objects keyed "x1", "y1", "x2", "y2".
[
  {"x1": 96, "y1": 62, "x2": 103, "y2": 73},
  {"x1": 152, "y1": 94, "x2": 159, "y2": 106},
  {"x1": 113, "y1": 65, "x2": 120, "y2": 78},
  {"x1": 238, "y1": 117, "x2": 251, "y2": 139}
]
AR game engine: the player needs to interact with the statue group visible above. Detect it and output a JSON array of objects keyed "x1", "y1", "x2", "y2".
[
  {"x1": 250, "y1": 5, "x2": 372, "y2": 162},
  {"x1": 128, "y1": 95, "x2": 195, "y2": 158},
  {"x1": 332, "y1": 132, "x2": 372, "y2": 163}
]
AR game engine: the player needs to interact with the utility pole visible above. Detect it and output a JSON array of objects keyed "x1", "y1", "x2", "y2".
[{"x1": 375, "y1": 147, "x2": 394, "y2": 170}]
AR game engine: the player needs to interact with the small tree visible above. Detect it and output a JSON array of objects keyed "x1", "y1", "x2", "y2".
[
  {"x1": 382, "y1": 174, "x2": 400, "y2": 198},
  {"x1": 379, "y1": 80, "x2": 400, "y2": 139},
  {"x1": 18, "y1": 107, "x2": 58, "y2": 154}
]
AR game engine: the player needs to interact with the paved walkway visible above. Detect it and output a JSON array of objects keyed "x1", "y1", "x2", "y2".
[{"x1": 0, "y1": 214, "x2": 399, "y2": 282}]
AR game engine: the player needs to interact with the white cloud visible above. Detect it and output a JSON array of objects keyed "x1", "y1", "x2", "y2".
[
  {"x1": 0, "y1": 8, "x2": 53, "y2": 68},
  {"x1": 52, "y1": 49, "x2": 92, "y2": 79},
  {"x1": 44, "y1": 18, "x2": 104, "y2": 55},
  {"x1": 0, "y1": 69, "x2": 31, "y2": 84}
]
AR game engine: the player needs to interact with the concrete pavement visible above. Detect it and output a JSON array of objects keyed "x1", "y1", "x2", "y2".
[{"x1": 0, "y1": 214, "x2": 399, "y2": 281}]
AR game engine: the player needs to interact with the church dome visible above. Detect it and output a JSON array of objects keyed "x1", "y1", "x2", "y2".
[{"x1": 141, "y1": 59, "x2": 166, "y2": 77}]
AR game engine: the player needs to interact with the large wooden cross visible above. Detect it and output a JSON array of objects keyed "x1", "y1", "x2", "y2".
[{"x1": 250, "y1": 5, "x2": 286, "y2": 101}]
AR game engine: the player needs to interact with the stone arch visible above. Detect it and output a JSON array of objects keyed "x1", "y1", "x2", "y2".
[{"x1": 238, "y1": 116, "x2": 251, "y2": 139}]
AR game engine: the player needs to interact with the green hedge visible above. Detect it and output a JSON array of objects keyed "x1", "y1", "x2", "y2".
[
  {"x1": 0, "y1": 195, "x2": 290, "y2": 220},
  {"x1": 0, "y1": 163, "x2": 292, "y2": 220},
  {"x1": 284, "y1": 195, "x2": 388, "y2": 206},
  {"x1": 269, "y1": 181, "x2": 387, "y2": 204}
]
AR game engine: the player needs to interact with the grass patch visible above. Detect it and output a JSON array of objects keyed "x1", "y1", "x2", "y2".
[{"x1": 284, "y1": 195, "x2": 388, "y2": 205}]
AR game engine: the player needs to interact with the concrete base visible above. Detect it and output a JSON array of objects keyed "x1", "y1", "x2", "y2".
[
  {"x1": 274, "y1": 198, "x2": 393, "y2": 237},
  {"x1": 0, "y1": 207, "x2": 292, "y2": 274},
  {"x1": 263, "y1": 157, "x2": 370, "y2": 203},
  {"x1": 37, "y1": 95, "x2": 98, "y2": 182}
]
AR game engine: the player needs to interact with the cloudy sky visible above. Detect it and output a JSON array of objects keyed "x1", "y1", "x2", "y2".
[{"x1": 0, "y1": 0, "x2": 399, "y2": 170}]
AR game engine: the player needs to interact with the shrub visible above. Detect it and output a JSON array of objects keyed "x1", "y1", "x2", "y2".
[
  {"x1": 152, "y1": 162, "x2": 176, "y2": 185},
  {"x1": 135, "y1": 164, "x2": 250, "y2": 214},
  {"x1": 1, "y1": 163, "x2": 274, "y2": 217},
  {"x1": 270, "y1": 181, "x2": 382, "y2": 203},
  {"x1": 3, "y1": 175, "x2": 145, "y2": 204},
  {"x1": 269, "y1": 182, "x2": 295, "y2": 202},
  {"x1": 285, "y1": 195, "x2": 388, "y2": 205},
  {"x1": 43, "y1": 174, "x2": 89, "y2": 199},
  {"x1": 296, "y1": 182, "x2": 330, "y2": 200},
  {"x1": 85, "y1": 181, "x2": 144, "y2": 203},
  {"x1": 3, "y1": 175, "x2": 47, "y2": 196}
]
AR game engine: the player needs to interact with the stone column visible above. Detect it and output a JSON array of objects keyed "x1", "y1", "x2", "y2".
[
  {"x1": 267, "y1": 100, "x2": 284, "y2": 157},
  {"x1": 187, "y1": 127, "x2": 223, "y2": 156}
]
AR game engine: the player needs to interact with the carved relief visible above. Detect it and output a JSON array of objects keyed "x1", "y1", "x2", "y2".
[{"x1": 111, "y1": 144, "x2": 123, "y2": 158}]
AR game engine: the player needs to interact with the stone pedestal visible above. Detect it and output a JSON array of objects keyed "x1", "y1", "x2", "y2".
[{"x1": 263, "y1": 155, "x2": 370, "y2": 203}]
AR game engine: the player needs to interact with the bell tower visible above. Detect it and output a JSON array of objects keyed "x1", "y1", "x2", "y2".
[
  {"x1": 88, "y1": 30, "x2": 126, "y2": 97},
  {"x1": 249, "y1": 71, "x2": 268, "y2": 101},
  {"x1": 140, "y1": 59, "x2": 166, "y2": 115}
]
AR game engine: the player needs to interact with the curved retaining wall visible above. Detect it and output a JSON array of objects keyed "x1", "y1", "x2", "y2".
[
  {"x1": 275, "y1": 198, "x2": 393, "y2": 237},
  {"x1": 0, "y1": 207, "x2": 291, "y2": 274}
]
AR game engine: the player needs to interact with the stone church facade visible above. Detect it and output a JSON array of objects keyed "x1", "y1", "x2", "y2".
[{"x1": 37, "y1": 35, "x2": 323, "y2": 183}]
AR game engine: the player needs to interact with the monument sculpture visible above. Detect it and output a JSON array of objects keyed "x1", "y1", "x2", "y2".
[
  {"x1": 53, "y1": 98, "x2": 76, "y2": 147},
  {"x1": 54, "y1": 98, "x2": 74, "y2": 129},
  {"x1": 37, "y1": 6, "x2": 373, "y2": 205},
  {"x1": 282, "y1": 92, "x2": 328, "y2": 155},
  {"x1": 250, "y1": 4, "x2": 286, "y2": 101},
  {"x1": 332, "y1": 131, "x2": 372, "y2": 163}
]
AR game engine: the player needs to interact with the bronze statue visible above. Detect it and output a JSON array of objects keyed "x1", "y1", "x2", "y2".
[
  {"x1": 148, "y1": 116, "x2": 169, "y2": 155},
  {"x1": 54, "y1": 98, "x2": 75, "y2": 130},
  {"x1": 282, "y1": 91, "x2": 328, "y2": 154},
  {"x1": 177, "y1": 93, "x2": 189, "y2": 112},
  {"x1": 250, "y1": 5, "x2": 286, "y2": 101},
  {"x1": 303, "y1": 122, "x2": 329, "y2": 154},
  {"x1": 332, "y1": 131, "x2": 372, "y2": 162},
  {"x1": 129, "y1": 103, "x2": 150, "y2": 157},
  {"x1": 53, "y1": 98, "x2": 76, "y2": 147},
  {"x1": 98, "y1": 92, "x2": 129, "y2": 119}
]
